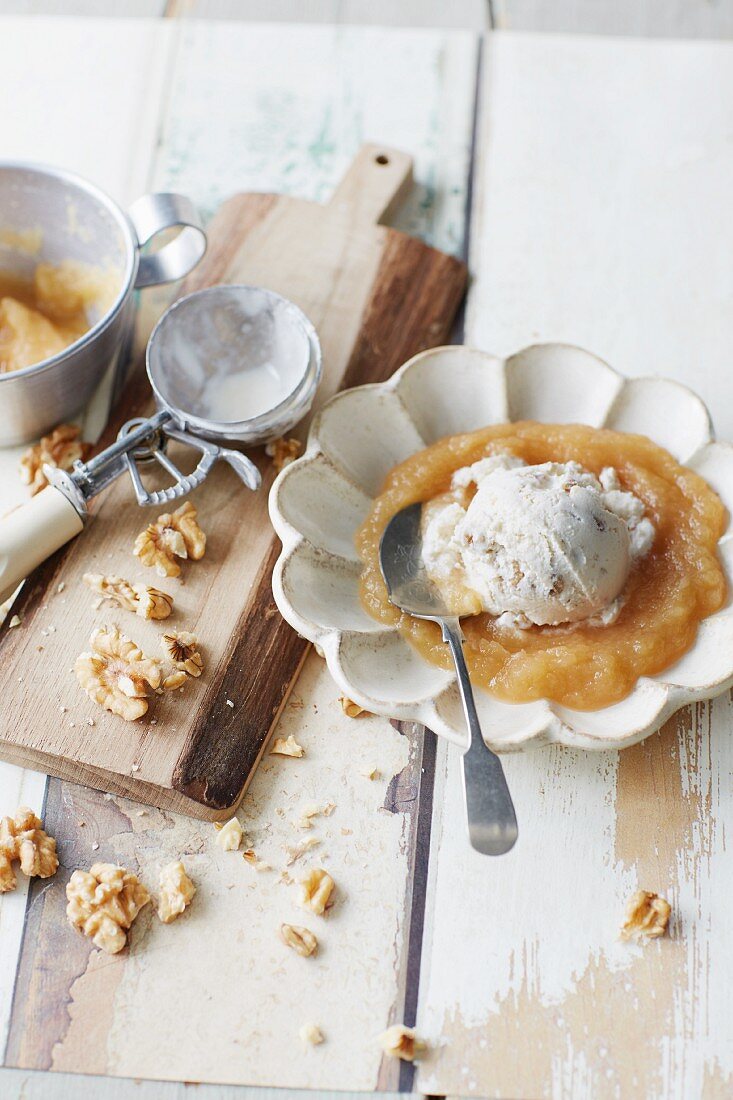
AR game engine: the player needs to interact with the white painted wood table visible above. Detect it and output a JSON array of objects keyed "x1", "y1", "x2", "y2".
[{"x1": 1, "y1": 13, "x2": 733, "y2": 1100}]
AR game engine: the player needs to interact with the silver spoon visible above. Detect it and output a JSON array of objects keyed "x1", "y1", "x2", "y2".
[{"x1": 379, "y1": 502, "x2": 518, "y2": 856}]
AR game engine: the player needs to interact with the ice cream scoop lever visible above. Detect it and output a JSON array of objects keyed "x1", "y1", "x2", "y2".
[{"x1": 379, "y1": 501, "x2": 518, "y2": 856}]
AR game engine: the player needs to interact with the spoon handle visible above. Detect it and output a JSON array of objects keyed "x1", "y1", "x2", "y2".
[{"x1": 441, "y1": 618, "x2": 518, "y2": 856}]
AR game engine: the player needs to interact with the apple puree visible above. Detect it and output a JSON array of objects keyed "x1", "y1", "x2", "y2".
[
  {"x1": 0, "y1": 261, "x2": 116, "y2": 373},
  {"x1": 356, "y1": 421, "x2": 728, "y2": 710}
]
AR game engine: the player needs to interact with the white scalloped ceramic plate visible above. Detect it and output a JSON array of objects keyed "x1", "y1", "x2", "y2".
[{"x1": 269, "y1": 344, "x2": 733, "y2": 751}]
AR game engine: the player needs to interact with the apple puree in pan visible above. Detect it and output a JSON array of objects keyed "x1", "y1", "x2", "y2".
[
  {"x1": 357, "y1": 421, "x2": 728, "y2": 711},
  {"x1": 0, "y1": 260, "x2": 116, "y2": 373}
]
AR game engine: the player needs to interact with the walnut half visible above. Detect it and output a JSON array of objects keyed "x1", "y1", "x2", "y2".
[
  {"x1": 620, "y1": 890, "x2": 671, "y2": 941},
  {"x1": 133, "y1": 500, "x2": 206, "y2": 578},
  {"x1": 84, "y1": 573, "x2": 173, "y2": 620},
  {"x1": 0, "y1": 807, "x2": 58, "y2": 892},
  {"x1": 157, "y1": 861, "x2": 196, "y2": 923},
  {"x1": 75, "y1": 625, "x2": 162, "y2": 721},
  {"x1": 66, "y1": 862, "x2": 150, "y2": 954},
  {"x1": 19, "y1": 423, "x2": 91, "y2": 496}
]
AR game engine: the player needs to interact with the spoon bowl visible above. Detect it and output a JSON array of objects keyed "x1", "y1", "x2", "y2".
[{"x1": 379, "y1": 501, "x2": 518, "y2": 856}]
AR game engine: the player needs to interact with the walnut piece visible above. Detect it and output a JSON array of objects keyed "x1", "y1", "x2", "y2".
[
  {"x1": 242, "y1": 848, "x2": 271, "y2": 871},
  {"x1": 75, "y1": 625, "x2": 162, "y2": 721},
  {"x1": 66, "y1": 862, "x2": 150, "y2": 954},
  {"x1": 295, "y1": 801, "x2": 336, "y2": 830},
  {"x1": 161, "y1": 630, "x2": 203, "y2": 677},
  {"x1": 280, "y1": 923, "x2": 318, "y2": 957},
  {"x1": 299, "y1": 1023, "x2": 324, "y2": 1046},
  {"x1": 215, "y1": 817, "x2": 243, "y2": 851},
  {"x1": 270, "y1": 734, "x2": 305, "y2": 758},
  {"x1": 19, "y1": 423, "x2": 91, "y2": 496},
  {"x1": 133, "y1": 500, "x2": 206, "y2": 578},
  {"x1": 157, "y1": 860, "x2": 196, "y2": 923},
  {"x1": 378, "y1": 1025, "x2": 425, "y2": 1062},
  {"x1": 266, "y1": 436, "x2": 302, "y2": 473},
  {"x1": 339, "y1": 696, "x2": 371, "y2": 718},
  {"x1": 299, "y1": 868, "x2": 334, "y2": 916},
  {"x1": 0, "y1": 807, "x2": 58, "y2": 892},
  {"x1": 83, "y1": 573, "x2": 173, "y2": 620},
  {"x1": 620, "y1": 890, "x2": 671, "y2": 941}
]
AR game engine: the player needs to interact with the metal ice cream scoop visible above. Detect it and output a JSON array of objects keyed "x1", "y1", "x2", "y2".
[
  {"x1": 0, "y1": 285, "x2": 322, "y2": 604},
  {"x1": 379, "y1": 501, "x2": 518, "y2": 856}
]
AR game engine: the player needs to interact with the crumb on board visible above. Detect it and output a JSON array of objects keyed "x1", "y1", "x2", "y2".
[
  {"x1": 378, "y1": 1024, "x2": 425, "y2": 1062},
  {"x1": 339, "y1": 695, "x2": 371, "y2": 718},
  {"x1": 299, "y1": 1023, "x2": 324, "y2": 1046},
  {"x1": 270, "y1": 734, "x2": 305, "y2": 758},
  {"x1": 215, "y1": 818, "x2": 243, "y2": 851},
  {"x1": 280, "y1": 923, "x2": 318, "y2": 957}
]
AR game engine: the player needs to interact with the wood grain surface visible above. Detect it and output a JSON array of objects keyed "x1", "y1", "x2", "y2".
[{"x1": 0, "y1": 145, "x2": 466, "y2": 818}]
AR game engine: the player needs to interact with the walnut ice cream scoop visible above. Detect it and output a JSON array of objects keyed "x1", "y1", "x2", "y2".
[{"x1": 422, "y1": 456, "x2": 655, "y2": 628}]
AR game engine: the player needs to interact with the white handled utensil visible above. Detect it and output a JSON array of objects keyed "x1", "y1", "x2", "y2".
[{"x1": 379, "y1": 501, "x2": 518, "y2": 856}]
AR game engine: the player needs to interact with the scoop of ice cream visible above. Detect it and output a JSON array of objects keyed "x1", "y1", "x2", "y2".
[{"x1": 422, "y1": 456, "x2": 654, "y2": 627}]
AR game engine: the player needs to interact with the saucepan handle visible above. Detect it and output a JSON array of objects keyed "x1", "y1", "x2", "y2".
[
  {"x1": 128, "y1": 193, "x2": 207, "y2": 289},
  {"x1": 0, "y1": 487, "x2": 84, "y2": 606}
]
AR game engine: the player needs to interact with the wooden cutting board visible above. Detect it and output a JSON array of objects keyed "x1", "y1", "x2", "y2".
[{"x1": 0, "y1": 145, "x2": 466, "y2": 819}]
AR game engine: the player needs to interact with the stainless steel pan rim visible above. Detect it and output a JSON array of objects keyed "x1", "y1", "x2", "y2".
[{"x1": 0, "y1": 160, "x2": 137, "y2": 383}]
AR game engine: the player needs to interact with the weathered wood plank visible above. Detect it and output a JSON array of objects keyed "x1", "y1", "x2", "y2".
[
  {"x1": 0, "y1": 1065, "x2": 408, "y2": 1100},
  {"x1": 417, "y1": 31, "x2": 733, "y2": 1100},
  {"x1": 492, "y1": 0, "x2": 733, "y2": 38}
]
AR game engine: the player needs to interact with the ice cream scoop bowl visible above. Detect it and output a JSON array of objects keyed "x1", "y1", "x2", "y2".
[
  {"x1": 0, "y1": 285, "x2": 322, "y2": 605},
  {"x1": 379, "y1": 500, "x2": 518, "y2": 856}
]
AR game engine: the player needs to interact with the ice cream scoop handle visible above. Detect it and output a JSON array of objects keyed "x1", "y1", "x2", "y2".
[
  {"x1": 0, "y1": 486, "x2": 85, "y2": 606},
  {"x1": 441, "y1": 618, "x2": 518, "y2": 856}
]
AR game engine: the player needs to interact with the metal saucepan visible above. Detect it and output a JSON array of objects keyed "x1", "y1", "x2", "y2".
[{"x1": 0, "y1": 162, "x2": 207, "y2": 445}]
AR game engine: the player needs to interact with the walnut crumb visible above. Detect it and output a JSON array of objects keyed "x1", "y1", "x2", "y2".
[
  {"x1": 270, "y1": 734, "x2": 305, "y2": 758},
  {"x1": 161, "y1": 630, "x2": 203, "y2": 677},
  {"x1": 242, "y1": 848, "x2": 271, "y2": 871},
  {"x1": 157, "y1": 860, "x2": 196, "y2": 923},
  {"x1": 378, "y1": 1025, "x2": 425, "y2": 1062},
  {"x1": 298, "y1": 868, "x2": 334, "y2": 916},
  {"x1": 0, "y1": 807, "x2": 58, "y2": 892},
  {"x1": 8, "y1": 615, "x2": 21, "y2": 628},
  {"x1": 215, "y1": 818, "x2": 243, "y2": 851},
  {"x1": 133, "y1": 500, "x2": 206, "y2": 578},
  {"x1": 285, "y1": 836, "x2": 321, "y2": 866},
  {"x1": 266, "y1": 436, "x2": 302, "y2": 472},
  {"x1": 620, "y1": 890, "x2": 671, "y2": 941},
  {"x1": 295, "y1": 802, "x2": 335, "y2": 830},
  {"x1": 66, "y1": 863, "x2": 150, "y2": 954},
  {"x1": 84, "y1": 573, "x2": 173, "y2": 620},
  {"x1": 281, "y1": 923, "x2": 318, "y2": 957},
  {"x1": 339, "y1": 696, "x2": 371, "y2": 718},
  {"x1": 19, "y1": 423, "x2": 91, "y2": 495},
  {"x1": 299, "y1": 1023, "x2": 324, "y2": 1046}
]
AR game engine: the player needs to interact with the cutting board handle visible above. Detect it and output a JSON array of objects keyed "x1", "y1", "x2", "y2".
[{"x1": 328, "y1": 144, "x2": 413, "y2": 225}]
